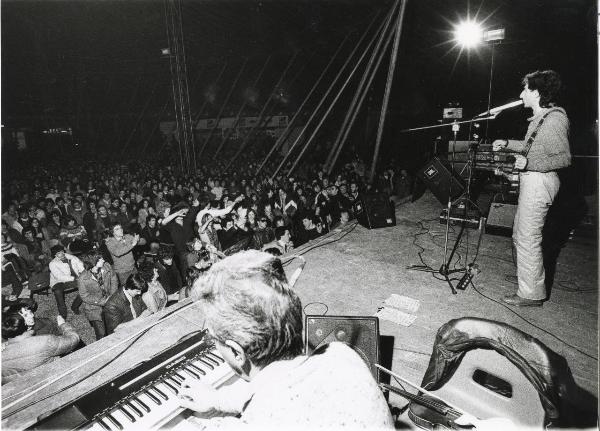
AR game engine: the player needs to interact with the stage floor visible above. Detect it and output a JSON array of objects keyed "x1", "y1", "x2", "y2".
[
  {"x1": 292, "y1": 191, "x2": 598, "y2": 397},
  {"x1": 3, "y1": 191, "x2": 597, "y2": 428}
]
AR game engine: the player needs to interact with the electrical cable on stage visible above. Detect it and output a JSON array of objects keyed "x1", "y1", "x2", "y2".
[{"x1": 469, "y1": 280, "x2": 598, "y2": 361}]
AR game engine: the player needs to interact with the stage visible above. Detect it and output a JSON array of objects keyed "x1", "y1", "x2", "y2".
[{"x1": 2, "y1": 191, "x2": 597, "y2": 428}]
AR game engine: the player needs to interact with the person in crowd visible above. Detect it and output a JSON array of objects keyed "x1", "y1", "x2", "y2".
[
  {"x1": 2, "y1": 313, "x2": 80, "y2": 384},
  {"x1": 2, "y1": 220, "x2": 25, "y2": 245},
  {"x1": 262, "y1": 226, "x2": 293, "y2": 255},
  {"x1": 137, "y1": 199, "x2": 156, "y2": 229},
  {"x1": 217, "y1": 216, "x2": 239, "y2": 252},
  {"x1": 54, "y1": 196, "x2": 72, "y2": 219},
  {"x1": 21, "y1": 227, "x2": 50, "y2": 266},
  {"x1": 140, "y1": 214, "x2": 160, "y2": 249},
  {"x1": 198, "y1": 213, "x2": 221, "y2": 252},
  {"x1": 95, "y1": 205, "x2": 111, "y2": 243},
  {"x1": 3, "y1": 299, "x2": 57, "y2": 336},
  {"x1": 296, "y1": 212, "x2": 320, "y2": 247},
  {"x1": 82, "y1": 200, "x2": 98, "y2": 242},
  {"x1": 103, "y1": 273, "x2": 148, "y2": 335},
  {"x1": 29, "y1": 218, "x2": 46, "y2": 242},
  {"x1": 156, "y1": 247, "x2": 183, "y2": 296},
  {"x1": 250, "y1": 216, "x2": 275, "y2": 250},
  {"x1": 45, "y1": 211, "x2": 63, "y2": 242},
  {"x1": 176, "y1": 250, "x2": 393, "y2": 429},
  {"x1": 274, "y1": 187, "x2": 298, "y2": 222},
  {"x1": 48, "y1": 244, "x2": 84, "y2": 318},
  {"x1": 138, "y1": 260, "x2": 168, "y2": 314},
  {"x1": 332, "y1": 208, "x2": 351, "y2": 230},
  {"x1": 492, "y1": 70, "x2": 571, "y2": 307},
  {"x1": 78, "y1": 249, "x2": 118, "y2": 340},
  {"x1": 160, "y1": 201, "x2": 201, "y2": 278},
  {"x1": 58, "y1": 215, "x2": 87, "y2": 249},
  {"x1": 69, "y1": 200, "x2": 86, "y2": 226},
  {"x1": 105, "y1": 223, "x2": 139, "y2": 285}
]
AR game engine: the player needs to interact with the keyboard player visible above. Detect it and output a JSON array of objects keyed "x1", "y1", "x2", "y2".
[{"x1": 177, "y1": 250, "x2": 394, "y2": 429}]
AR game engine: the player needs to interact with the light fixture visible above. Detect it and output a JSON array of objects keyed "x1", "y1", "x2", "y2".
[{"x1": 454, "y1": 20, "x2": 483, "y2": 48}]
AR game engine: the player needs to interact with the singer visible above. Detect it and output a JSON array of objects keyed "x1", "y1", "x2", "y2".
[{"x1": 492, "y1": 70, "x2": 571, "y2": 307}]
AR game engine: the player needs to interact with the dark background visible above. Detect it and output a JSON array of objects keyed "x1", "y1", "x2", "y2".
[{"x1": 1, "y1": 0, "x2": 597, "y2": 185}]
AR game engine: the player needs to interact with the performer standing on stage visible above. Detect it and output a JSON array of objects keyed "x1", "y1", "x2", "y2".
[{"x1": 493, "y1": 70, "x2": 571, "y2": 306}]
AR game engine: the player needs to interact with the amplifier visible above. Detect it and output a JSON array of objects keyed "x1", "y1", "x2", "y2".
[{"x1": 486, "y1": 203, "x2": 517, "y2": 236}]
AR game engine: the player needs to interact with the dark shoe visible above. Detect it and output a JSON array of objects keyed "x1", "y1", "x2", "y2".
[{"x1": 502, "y1": 294, "x2": 543, "y2": 307}]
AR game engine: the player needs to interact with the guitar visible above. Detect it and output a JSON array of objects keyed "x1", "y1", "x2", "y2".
[{"x1": 380, "y1": 383, "x2": 469, "y2": 430}]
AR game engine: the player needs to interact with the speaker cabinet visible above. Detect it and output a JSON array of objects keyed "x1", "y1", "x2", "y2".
[
  {"x1": 486, "y1": 202, "x2": 517, "y2": 237},
  {"x1": 305, "y1": 315, "x2": 380, "y2": 381},
  {"x1": 418, "y1": 157, "x2": 465, "y2": 205},
  {"x1": 352, "y1": 192, "x2": 396, "y2": 229}
]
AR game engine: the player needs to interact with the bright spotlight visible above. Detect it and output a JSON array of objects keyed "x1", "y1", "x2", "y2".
[{"x1": 454, "y1": 20, "x2": 483, "y2": 48}]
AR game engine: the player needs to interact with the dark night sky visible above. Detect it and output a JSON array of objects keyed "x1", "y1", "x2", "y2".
[{"x1": 1, "y1": 0, "x2": 597, "y2": 155}]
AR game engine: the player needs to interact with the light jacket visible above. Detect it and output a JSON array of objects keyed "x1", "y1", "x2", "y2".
[{"x1": 49, "y1": 254, "x2": 84, "y2": 287}]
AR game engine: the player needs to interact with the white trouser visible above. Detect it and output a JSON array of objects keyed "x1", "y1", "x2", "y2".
[{"x1": 513, "y1": 171, "x2": 560, "y2": 300}]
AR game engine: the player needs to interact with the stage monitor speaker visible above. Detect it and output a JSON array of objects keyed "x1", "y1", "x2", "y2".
[
  {"x1": 352, "y1": 192, "x2": 396, "y2": 229},
  {"x1": 418, "y1": 157, "x2": 465, "y2": 205},
  {"x1": 305, "y1": 315, "x2": 380, "y2": 381},
  {"x1": 486, "y1": 202, "x2": 517, "y2": 237}
]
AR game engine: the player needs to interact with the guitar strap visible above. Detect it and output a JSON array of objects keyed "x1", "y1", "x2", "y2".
[{"x1": 521, "y1": 108, "x2": 560, "y2": 157}]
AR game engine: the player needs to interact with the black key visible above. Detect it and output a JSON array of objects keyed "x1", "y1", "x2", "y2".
[
  {"x1": 173, "y1": 371, "x2": 186, "y2": 381},
  {"x1": 210, "y1": 351, "x2": 224, "y2": 361},
  {"x1": 106, "y1": 414, "x2": 123, "y2": 430},
  {"x1": 97, "y1": 418, "x2": 111, "y2": 431},
  {"x1": 168, "y1": 376, "x2": 182, "y2": 387},
  {"x1": 152, "y1": 386, "x2": 169, "y2": 400},
  {"x1": 207, "y1": 352, "x2": 224, "y2": 364},
  {"x1": 118, "y1": 406, "x2": 135, "y2": 423},
  {"x1": 197, "y1": 358, "x2": 215, "y2": 370},
  {"x1": 133, "y1": 397, "x2": 150, "y2": 413},
  {"x1": 145, "y1": 390, "x2": 162, "y2": 405},
  {"x1": 183, "y1": 366, "x2": 200, "y2": 379},
  {"x1": 187, "y1": 363, "x2": 206, "y2": 375},
  {"x1": 162, "y1": 379, "x2": 179, "y2": 394},
  {"x1": 202, "y1": 355, "x2": 219, "y2": 366},
  {"x1": 126, "y1": 401, "x2": 143, "y2": 417}
]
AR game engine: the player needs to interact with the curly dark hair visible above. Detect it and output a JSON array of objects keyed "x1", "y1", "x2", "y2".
[
  {"x1": 137, "y1": 260, "x2": 157, "y2": 283},
  {"x1": 522, "y1": 70, "x2": 562, "y2": 108}
]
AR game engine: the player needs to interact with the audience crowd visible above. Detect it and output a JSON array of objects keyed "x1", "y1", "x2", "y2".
[{"x1": 1, "y1": 150, "x2": 413, "y2": 383}]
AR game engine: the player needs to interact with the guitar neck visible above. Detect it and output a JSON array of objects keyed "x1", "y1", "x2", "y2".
[{"x1": 380, "y1": 383, "x2": 461, "y2": 419}]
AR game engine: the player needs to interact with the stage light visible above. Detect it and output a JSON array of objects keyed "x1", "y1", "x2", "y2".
[
  {"x1": 161, "y1": 48, "x2": 171, "y2": 56},
  {"x1": 454, "y1": 20, "x2": 483, "y2": 48}
]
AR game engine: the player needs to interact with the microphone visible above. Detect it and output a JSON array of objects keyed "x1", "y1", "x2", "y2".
[{"x1": 475, "y1": 100, "x2": 523, "y2": 118}]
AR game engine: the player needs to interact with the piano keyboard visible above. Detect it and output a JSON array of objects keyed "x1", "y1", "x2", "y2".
[{"x1": 30, "y1": 331, "x2": 238, "y2": 431}]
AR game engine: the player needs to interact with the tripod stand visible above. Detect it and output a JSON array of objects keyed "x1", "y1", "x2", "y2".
[{"x1": 407, "y1": 116, "x2": 493, "y2": 293}]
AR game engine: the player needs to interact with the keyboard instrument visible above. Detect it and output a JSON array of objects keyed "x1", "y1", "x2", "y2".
[{"x1": 29, "y1": 331, "x2": 238, "y2": 430}]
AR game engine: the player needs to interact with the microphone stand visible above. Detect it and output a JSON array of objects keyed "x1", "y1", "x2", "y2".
[
  {"x1": 405, "y1": 115, "x2": 496, "y2": 294},
  {"x1": 439, "y1": 121, "x2": 462, "y2": 294}
]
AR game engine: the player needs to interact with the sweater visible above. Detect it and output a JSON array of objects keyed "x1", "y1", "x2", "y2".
[{"x1": 507, "y1": 107, "x2": 571, "y2": 173}]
